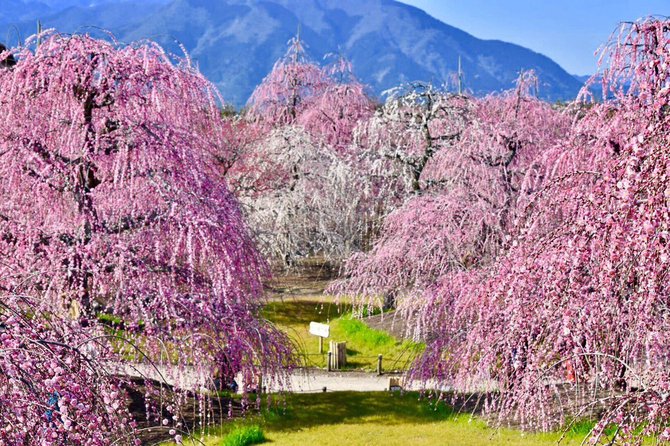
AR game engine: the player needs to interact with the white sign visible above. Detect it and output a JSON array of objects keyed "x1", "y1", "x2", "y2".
[{"x1": 309, "y1": 321, "x2": 330, "y2": 338}]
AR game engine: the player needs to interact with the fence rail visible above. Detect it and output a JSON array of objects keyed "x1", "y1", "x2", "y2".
[{"x1": 298, "y1": 351, "x2": 415, "y2": 374}]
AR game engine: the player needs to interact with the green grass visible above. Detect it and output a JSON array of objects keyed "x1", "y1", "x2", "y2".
[
  {"x1": 222, "y1": 425, "x2": 266, "y2": 446},
  {"x1": 334, "y1": 317, "x2": 424, "y2": 370},
  {"x1": 262, "y1": 299, "x2": 423, "y2": 371},
  {"x1": 163, "y1": 391, "x2": 597, "y2": 446}
]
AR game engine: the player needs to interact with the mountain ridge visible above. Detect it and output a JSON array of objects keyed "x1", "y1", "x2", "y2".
[{"x1": 1, "y1": 0, "x2": 584, "y2": 106}]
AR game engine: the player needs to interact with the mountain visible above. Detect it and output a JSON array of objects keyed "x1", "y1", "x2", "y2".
[
  {"x1": 0, "y1": 0, "x2": 584, "y2": 106},
  {"x1": 573, "y1": 74, "x2": 593, "y2": 83}
]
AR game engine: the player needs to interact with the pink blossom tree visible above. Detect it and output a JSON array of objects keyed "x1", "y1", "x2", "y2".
[
  {"x1": 385, "y1": 18, "x2": 670, "y2": 444},
  {"x1": 237, "y1": 40, "x2": 375, "y2": 267},
  {"x1": 0, "y1": 34, "x2": 293, "y2": 445},
  {"x1": 334, "y1": 73, "x2": 571, "y2": 309},
  {"x1": 247, "y1": 43, "x2": 375, "y2": 152},
  {"x1": 246, "y1": 36, "x2": 328, "y2": 128},
  {"x1": 214, "y1": 116, "x2": 268, "y2": 195},
  {"x1": 297, "y1": 55, "x2": 376, "y2": 154}
]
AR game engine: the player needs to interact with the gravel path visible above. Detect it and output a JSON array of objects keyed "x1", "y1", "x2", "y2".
[
  {"x1": 268, "y1": 368, "x2": 409, "y2": 393},
  {"x1": 109, "y1": 362, "x2": 449, "y2": 393}
]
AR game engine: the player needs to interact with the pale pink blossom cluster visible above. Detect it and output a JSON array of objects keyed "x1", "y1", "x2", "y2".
[
  {"x1": 336, "y1": 17, "x2": 670, "y2": 443},
  {"x1": 229, "y1": 38, "x2": 376, "y2": 266}
]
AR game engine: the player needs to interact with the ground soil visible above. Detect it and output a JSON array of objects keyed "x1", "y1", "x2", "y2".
[
  {"x1": 265, "y1": 257, "x2": 339, "y2": 300},
  {"x1": 358, "y1": 311, "x2": 414, "y2": 340}
]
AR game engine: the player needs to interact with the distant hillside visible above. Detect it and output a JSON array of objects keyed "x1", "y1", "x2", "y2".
[{"x1": 1, "y1": 0, "x2": 584, "y2": 106}]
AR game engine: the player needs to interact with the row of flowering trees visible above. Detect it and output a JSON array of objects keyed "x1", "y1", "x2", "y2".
[
  {"x1": 232, "y1": 38, "x2": 577, "y2": 276},
  {"x1": 2, "y1": 16, "x2": 667, "y2": 445},
  {"x1": 334, "y1": 16, "x2": 670, "y2": 445},
  {"x1": 1, "y1": 30, "x2": 571, "y2": 443},
  {"x1": 226, "y1": 37, "x2": 498, "y2": 267}
]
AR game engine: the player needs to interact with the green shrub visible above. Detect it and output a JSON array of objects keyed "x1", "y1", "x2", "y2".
[{"x1": 222, "y1": 425, "x2": 266, "y2": 446}]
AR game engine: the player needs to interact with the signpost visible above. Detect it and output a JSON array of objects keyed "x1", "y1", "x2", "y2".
[{"x1": 309, "y1": 321, "x2": 330, "y2": 353}]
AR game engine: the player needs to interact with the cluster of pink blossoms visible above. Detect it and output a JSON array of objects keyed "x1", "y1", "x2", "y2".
[
  {"x1": 337, "y1": 17, "x2": 670, "y2": 444},
  {"x1": 0, "y1": 33, "x2": 293, "y2": 445}
]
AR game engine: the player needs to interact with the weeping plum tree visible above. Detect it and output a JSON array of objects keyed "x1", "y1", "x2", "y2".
[
  {"x1": 332, "y1": 83, "x2": 481, "y2": 269},
  {"x1": 233, "y1": 126, "x2": 365, "y2": 266},
  {"x1": 353, "y1": 82, "x2": 473, "y2": 209},
  {"x1": 334, "y1": 72, "x2": 571, "y2": 312},
  {"x1": 383, "y1": 18, "x2": 670, "y2": 444},
  {"x1": 246, "y1": 37, "x2": 376, "y2": 144},
  {"x1": 0, "y1": 34, "x2": 293, "y2": 444},
  {"x1": 236, "y1": 38, "x2": 374, "y2": 267},
  {"x1": 247, "y1": 35, "x2": 328, "y2": 128},
  {"x1": 297, "y1": 55, "x2": 376, "y2": 154},
  {"x1": 214, "y1": 117, "x2": 267, "y2": 196}
]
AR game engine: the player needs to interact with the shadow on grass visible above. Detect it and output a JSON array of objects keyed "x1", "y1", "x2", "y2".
[
  {"x1": 260, "y1": 391, "x2": 458, "y2": 432},
  {"x1": 263, "y1": 300, "x2": 352, "y2": 327},
  {"x1": 346, "y1": 348, "x2": 360, "y2": 357}
]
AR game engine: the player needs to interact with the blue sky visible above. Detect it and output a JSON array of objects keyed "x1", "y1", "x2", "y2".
[{"x1": 400, "y1": 1, "x2": 668, "y2": 75}]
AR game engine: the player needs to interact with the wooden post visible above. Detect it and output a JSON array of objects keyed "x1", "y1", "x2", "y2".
[
  {"x1": 329, "y1": 341, "x2": 346, "y2": 369},
  {"x1": 330, "y1": 340, "x2": 336, "y2": 369},
  {"x1": 319, "y1": 336, "x2": 323, "y2": 354},
  {"x1": 377, "y1": 354, "x2": 383, "y2": 376},
  {"x1": 327, "y1": 351, "x2": 332, "y2": 372}
]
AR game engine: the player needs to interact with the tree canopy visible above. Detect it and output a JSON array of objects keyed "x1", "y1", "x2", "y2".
[{"x1": 0, "y1": 34, "x2": 293, "y2": 445}]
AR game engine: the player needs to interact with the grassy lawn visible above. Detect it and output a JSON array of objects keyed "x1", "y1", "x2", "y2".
[
  {"x1": 263, "y1": 299, "x2": 423, "y2": 371},
  {"x1": 166, "y1": 391, "x2": 594, "y2": 446},
  {"x1": 156, "y1": 299, "x2": 649, "y2": 446}
]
